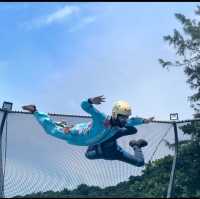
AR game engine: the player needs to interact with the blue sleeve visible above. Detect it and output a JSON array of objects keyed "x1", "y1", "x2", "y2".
[
  {"x1": 126, "y1": 117, "x2": 144, "y2": 127},
  {"x1": 34, "y1": 111, "x2": 72, "y2": 141},
  {"x1": 81, "y1": 98, "x2": 106, "y2": 121}
]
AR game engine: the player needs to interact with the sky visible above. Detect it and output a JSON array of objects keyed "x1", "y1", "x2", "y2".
[{"x1": 0, "y1": 2, "x2": 199, "y2": 120}]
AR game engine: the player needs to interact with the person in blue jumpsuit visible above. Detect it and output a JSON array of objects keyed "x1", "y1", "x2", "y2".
[{"x1": 22, "y1": 95, "x2": 154, "y2": 167}]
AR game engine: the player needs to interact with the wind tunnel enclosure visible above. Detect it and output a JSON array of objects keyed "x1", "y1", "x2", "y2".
[{"x1": 0, "y1": 110, "x2": 191, "y2": 197}]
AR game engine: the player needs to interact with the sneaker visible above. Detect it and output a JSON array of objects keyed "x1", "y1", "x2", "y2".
[{"x1": 129, "y1": 139, "x2": 148, "y2": 148}]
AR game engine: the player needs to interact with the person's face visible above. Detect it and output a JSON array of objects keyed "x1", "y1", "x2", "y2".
[{"x1": 116, "y1": 114, "x2": 129, "y2": 127}]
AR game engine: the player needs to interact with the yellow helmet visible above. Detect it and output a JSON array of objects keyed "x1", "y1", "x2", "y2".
[{"x1": 112, "y1": 100, "x2": 132, "y2": 119}]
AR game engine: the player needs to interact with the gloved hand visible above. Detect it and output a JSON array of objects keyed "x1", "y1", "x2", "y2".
[
  {"x1": 89, "y1": 95, "x2": 106, "y2": 105},
  {"x1": 22, "y1": 105, "x2": 37, "y2": 113},
  {"x1": 143, "y1": 117, "x2": 155, "y2": 124}
]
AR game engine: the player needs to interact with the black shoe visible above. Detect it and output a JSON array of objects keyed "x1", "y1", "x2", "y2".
[{"x1": 129, "y1": 139, "x2": 148, "y2": 148}]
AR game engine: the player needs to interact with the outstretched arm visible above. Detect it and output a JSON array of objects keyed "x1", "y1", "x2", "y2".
[
  {"x1": 81, "y1": 95, "x2": 106, "y2": 121},
  {"x1": 126, "y1": 116, "x2": 155, "y2": 126},
  {"x1": 114, "y1": 116, "x2": 155, "y2": 139},
  {"x1": 22, "y1": 105, "x2": 72, "y2": 141},
  {"x1": 126, "y1": 117, "x2": 145, "y2": 126},
  {"x1": 33, "y1": 111, "x2": 72, "y2": 140}
]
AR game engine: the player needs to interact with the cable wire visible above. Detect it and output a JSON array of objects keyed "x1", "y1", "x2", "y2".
[{"x1": 149, "y1": 124, "x2": 173, "y2": 162}]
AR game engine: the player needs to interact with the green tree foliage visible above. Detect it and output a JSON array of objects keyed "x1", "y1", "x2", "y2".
[
  {"x1": 158, "y1": 5, "x2": 200, "y2": 197},
  {"x1": 159, "y1": 5, "x2": 200, "y2": 112}
]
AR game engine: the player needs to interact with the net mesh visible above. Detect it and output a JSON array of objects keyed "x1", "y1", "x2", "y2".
[{"x1": 0, "y1": 111, "x2": 191, "y2": 197}]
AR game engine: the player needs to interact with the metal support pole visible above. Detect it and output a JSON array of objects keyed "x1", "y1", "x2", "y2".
[
  {"x1": 0, "y1": 111, "x2": 8, "y2": 198},
  {"x1": 167, "y1": 122, "x2": 179, "y2": 198}
]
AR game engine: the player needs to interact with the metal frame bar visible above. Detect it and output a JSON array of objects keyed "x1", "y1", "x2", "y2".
[
  {"x1": 152, "y1": 118, "x2": 200, "y2": 124},
  {"x1": 167, "y1": 122, "x2": 179, "y2": 198},
  {"x1": 0, "y1": 111, "x2": 8, "y2": 198},
  {"x1": 152, "y1": 119, "x2": 197, "y2": 198},
  {"x1": 0, "y1": 109, "x2": 91, "y2": 119},
  {"x1": 1, "y1": 109, "x2": 200, "y2": 123}
]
